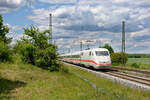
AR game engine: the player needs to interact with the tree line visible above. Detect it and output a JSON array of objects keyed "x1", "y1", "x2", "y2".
[{"x1": 128, "y1": 54, "x2": 150, "y2": 58}]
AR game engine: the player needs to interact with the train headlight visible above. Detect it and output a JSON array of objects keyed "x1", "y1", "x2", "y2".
[{"x1": 99, "y1": 61, "x2": 110, "y2": 64}]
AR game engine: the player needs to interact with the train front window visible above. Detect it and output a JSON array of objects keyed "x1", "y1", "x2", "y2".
[{"x1": 95, "y1": 51, "x2": 109, "y2": 56}]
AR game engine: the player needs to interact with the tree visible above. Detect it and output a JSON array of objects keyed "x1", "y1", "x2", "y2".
[
  {"x1": 99, "y1": 44, "x2": 114, "y2": 54},
  {"x1": 16, "y1": 25, "x2": 59, "y2": 71},
  {"x1": 111, "y1": 52, "x2": 128, "y2": 65},
  {"x1": 0, "y1": 14, "x2": 11, "y2": 44},
  {"x1": 0, "y1": 14, "x2": 12, "y2": 62}
]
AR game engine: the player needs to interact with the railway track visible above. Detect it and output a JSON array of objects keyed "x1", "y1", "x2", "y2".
[
  {"x1": 63, "y1": 62, "x2": 150, "y2": 90},
  {"x1": 111, "y1": 67, "x2": 150, "y2": 75},
  {"x1": 105, "y1": 71, "x2": 150, "y2": 87}
]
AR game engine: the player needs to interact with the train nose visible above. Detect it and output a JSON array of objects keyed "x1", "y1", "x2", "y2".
[{"x1": 96, "y1": 56, "x2": 111, "y2": 65}]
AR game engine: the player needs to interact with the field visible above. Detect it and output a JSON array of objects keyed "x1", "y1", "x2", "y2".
[
  {"x1": 128, "y1": 58, "x2": 150, "y2": 64},
  {"x1": 0, "y1": 63, "x2": 150, "y2": 100},
  {"x1": 0, "y1": 63, "x2": 100, "y2": 100},
  {"x1": 126, "y1": 58, "x2": 150, "y2": 70}
]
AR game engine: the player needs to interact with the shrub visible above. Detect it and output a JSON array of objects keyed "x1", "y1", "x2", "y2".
[
  {"x1": 111, "y1": 52, "x2": 128, "y2": 65},
  {"x1": 131, "y1": 63, "x2": 140, "y2": 68},
  {"x1": 15, "y1": 26, "x2": 59, "y2": 71},
  {"x1": 35, "y1": 47, "x2": 57, "y2": 68},
  {"x1": 57, "y1": 62, "x2": 69, "y2": 73},
  {"x1": 0, "y1": 42, "x2": 12, "y2": 62},
  {"x1": 20, "y1": 43, "x2": 35, "y2": 64}
]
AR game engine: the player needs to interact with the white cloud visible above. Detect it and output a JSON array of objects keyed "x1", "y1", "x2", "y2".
[
  {"x1": 27, "y1": 0, "x2": 150, "y2": 53},
  {"x1": 6, "y1": 24, "x2": 22, "y2": 31},
  {"x1": 39, "y1": 0, "x2": 76, "y2": 4},
  {"x1": 130, "y1": 29, "x2": 150, "y2": 38},
  {"x1": 0, "y1": 0, "x2": 35, "y2": 13}
]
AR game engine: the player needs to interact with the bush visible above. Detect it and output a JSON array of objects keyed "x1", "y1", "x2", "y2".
[
  {"x1": 15, "y1": 26, "x2": 59, "y2": 71},
  {"x1": 35, "y1": 47, "x2": 57, "y2": 68},
  {"x1": 0, "y1": 42, "x2": 12, "y2": 62},
  {"x1": 57, "y1": 62, "x2": 69, "y2": 73},
  {"x1": 131, "y1": 63, "x2": 140, "y2": 68},
  {"x1": 20, "y1": 43, "x2": 35, "y2": 64},
  {"x1": 111, "y1": 52, "x2": 128, "y2": 65}
]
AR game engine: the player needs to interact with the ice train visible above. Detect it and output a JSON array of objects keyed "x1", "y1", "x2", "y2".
[{"x1": 59, "y1": 48, "x2": 111, "y2": 69}]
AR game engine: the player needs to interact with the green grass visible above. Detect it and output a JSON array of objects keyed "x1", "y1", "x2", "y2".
[
  {"x1": 126, "y1": 58, "x2": 150, "y2": 70},
  {"x1": 0, "y1": 63, "x2": 150, "y2": 100},
  {"x1": 64, "y1": 64, "x2": 150, "y2": 100},
  {"x1": 0, "y1": 63, "x2": 118, "y2": 100},
  {"x1": 128, "y1": 58, "x2": 150, "y2": 64}
]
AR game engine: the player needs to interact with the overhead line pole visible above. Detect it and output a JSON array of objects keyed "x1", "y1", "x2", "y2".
[
  {"x1": 122, "y1": 21, "x2": 126, "y2": 67},
  {"x1": 80, "y1": 41, "x2": 82, "y2": 51},
  {"x1": 49, "y1": 13, "x2": 52, "y2": 43},
  {"x1": 80, "y1": 41, "x2": 82, "y2": 65}
]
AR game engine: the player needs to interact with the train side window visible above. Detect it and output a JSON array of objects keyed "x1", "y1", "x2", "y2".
[
  {"x1": 89, "y1": 52, "x2": 91, "y2": 56},
  {"x1": 91, "y1": 52, "x2": 93, "y2": 56},
  {"x1": 89, "y1": 52, "x2": 94, "y2": 56},
  {"x1": 77, "y1": 55, "x2": 80, "y2": 58}
]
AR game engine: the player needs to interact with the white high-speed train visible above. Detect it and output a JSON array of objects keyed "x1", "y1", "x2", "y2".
[{"x1": 60, "y1": 48, "x2": 111, "y2": 69}]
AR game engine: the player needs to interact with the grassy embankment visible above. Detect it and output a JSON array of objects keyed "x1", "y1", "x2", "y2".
[
  {"x1": 0, "y1": 62, "x2": 150, "y2": 100},
  {"x1": 0, "y1": 63, "x2": 117, "y2": 100}
]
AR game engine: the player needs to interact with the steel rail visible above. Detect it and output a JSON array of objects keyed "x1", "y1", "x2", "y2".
[
  {"x1": 62, "y1": 61, "x2": 150, "y2": 90},
  {"x1": 111, "y1": 72, "x2": 150, "y2": 82},
  {"x1": 111, "y1": 67, "x2": 150, "y2": 75},
  {"x1": 105, "y1": 72, "x2": 150, "y2": 86}
]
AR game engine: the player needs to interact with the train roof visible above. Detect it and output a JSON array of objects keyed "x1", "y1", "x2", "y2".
[{"x1": 59, "y1": 48, "x2": 109, "y2": 56}]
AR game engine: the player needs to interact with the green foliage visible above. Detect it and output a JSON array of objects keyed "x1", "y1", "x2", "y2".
[
  {"x1": 0, "y1": 42, "x2": 12, "y2": 62},
  {"x1": 111, "y1": 52, "x2": 128, "y2": 65},
  {"x1": 126, "y1": 58, "x2": 150, "y2": 70},
  {"x1": 0, "y1": 14, "x2": 12, "y2": 62},
  {"x1": 128, "y1": 54, "x2": 150, "y2": 58},
  {"x1": 131, "y1": 63, "x2": 140, "y2": 68},
  {"x1": 20, "y1": 43, "x2": 35, "y2": 64},
  {"x1": 15, "y1": 25, "x2": 58, "y2": 71},
  {"x1": 99, "y1": 44, "x2": 114, "y2": 54},
  {"x1": 59, "y1": 63, "x2": 69, "y2": 73},
  {"x1": 128, "y1": 58, "x2": 150, "y2": 64},
  {"x1": 0, "y1": 14, "x2": 11, "y2": 44}
]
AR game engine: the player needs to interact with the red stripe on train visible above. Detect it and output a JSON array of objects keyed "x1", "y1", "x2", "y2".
[{"x1": 66, "y1": 58, "x2": 111, "y2": 66}]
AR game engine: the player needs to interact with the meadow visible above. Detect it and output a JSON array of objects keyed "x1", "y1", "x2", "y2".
[
  {"x1": 128, "y1": 58, "x2": 150, "y2": 64},
  {"x1": 0, "y1": 63, "x2": 150, "y2": 100},
  {"x1": 126, "y1": 58, "x2": 150, "y2": 70}
]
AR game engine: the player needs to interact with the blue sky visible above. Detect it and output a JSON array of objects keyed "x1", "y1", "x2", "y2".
[{"x1": 0, "y1": 0, "x2": 150, "y2": 54}]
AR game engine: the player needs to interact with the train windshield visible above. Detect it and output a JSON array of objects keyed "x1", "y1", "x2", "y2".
[{"x1": 95, "y1": 51, "x2": 109, "y2": 56}]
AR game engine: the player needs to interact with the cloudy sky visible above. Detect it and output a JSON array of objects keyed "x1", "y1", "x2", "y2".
[{"x1": 1, "y1": 0, "x2": 150, "y2": 53}]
